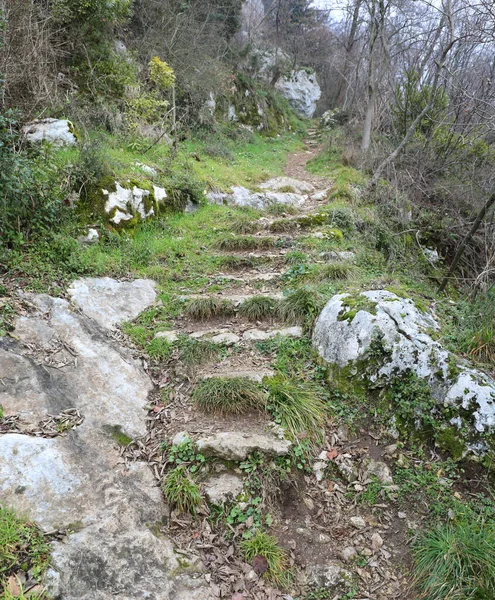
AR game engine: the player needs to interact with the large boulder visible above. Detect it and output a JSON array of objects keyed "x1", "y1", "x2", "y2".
[
  {"x1": 275, "y1": 70, "x2": 321, "y2": 118},
  {"x1": 102, "y1": 180, "x2": 168, "y2": 226},
  {"x1": 22, "y1": 118, "x2": 77, "y2": 146},
  {"x1": 313, "y1": 290, "x2": 495, "y2": 456},
  {"x1": 206, "y1": 185, "x2": 306, "y2": 210},
  {"x1": 0, "y1": 281, "x2": 206, "y2": 599}
]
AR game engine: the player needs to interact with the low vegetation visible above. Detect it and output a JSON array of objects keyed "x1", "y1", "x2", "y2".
[
  {"x1": 192, "y1": 377, "x2": 266, "y2": 414},
  {"x1": 177, "y1": 337, "x2": 223, "y2": 366},
  {"x1": 185, "y1": 297, "x2": 234, "y2": 321},
  {"x1": 238, "y1": 296, "x2": 277, "y2": 322},
  {"x1": 277, "y1": 288, "x2": 322, "y2": 326},
  {"x1": 213, "y1": 236, "x2": 277, "y2": 252},
  {"x1": 162, "y1": 466, "x2": 202, "y2": 516},
  {"x1": 240, "y1": 530, "x2": 289, "y2": 587}
]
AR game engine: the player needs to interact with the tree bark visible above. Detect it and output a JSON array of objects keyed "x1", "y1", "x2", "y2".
[{"x1": 438, "y1": 192, "x2": 495, "y2": 292}]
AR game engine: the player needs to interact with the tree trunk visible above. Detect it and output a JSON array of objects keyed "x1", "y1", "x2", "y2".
[
  {"x1": 438, "y1": 193, "x2": 495, "y2": 292},
  {"x1": 361, "y1": 0, "x2": 378, "y2": 153}
]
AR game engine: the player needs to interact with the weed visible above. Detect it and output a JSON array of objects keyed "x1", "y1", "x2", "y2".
[
  {"x1": 213, "y1": 236, "x2": 276, "y2": 252},
  {"x1": 241, "y1": 530, "x2": 289, "y2": 586},
  {"x1": 145, "y1": 337, "x2": 173, "y2": 360},
  {"x1": 265, "y1": 375, "x2": 327, "y2": 442},
  {"x1": 193, "y1": 377, "x2": 266, "y2": 414},
  {"x1": 284, "y1": 250, "x2": 309, "y2": 265},
  {"x1": 277, "y1": 288, "x2": 321, "y2": 326},
  {"x1": 306, "y1": 262, "x2": 353, "y2": 282},
  {"x1": 231, "y1": 218, "x2": 259, "y2": 234},
  {"x1": 0, "y1": 506, "x2": 50, "y2": 585},
  {"x1": 163, "y1": 438, "x2": 207, "y2": 474},
  {"x1": 269, "y1": 219, "x2": 298, "y2": 233},
  {"x1": 162, "y1": 466, "x2": 202, "y2": 516},
  {"x1": 177, "y1": 337, "x2": 223, "y2": 366},
  {"x1": 265, "y1": 203, "x2": 299, "y2": 216},
  {"x1": 218, "y1": 255, "x2": 256, "y2": 270},
  {"x1": 238, "y1": 296, "x2": 277, "y2": 322},
  {"x1": 226, "y1": 497, "x2": 266, "y2": 533},
  {"x1": 413, "y1": 520, "x2": 495, "y2": 600},
  {"x1": 185, "y1": 297, "x2": 234, "y2": 320}
]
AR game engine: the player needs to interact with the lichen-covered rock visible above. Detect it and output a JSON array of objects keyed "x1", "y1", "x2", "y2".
[
  {"x1": 204, "y1": 473, "x2": 244, "y2": 505},
  {"x1": 275, "y1": 70, "x2": 321, "y2": 118},
  {"x1": 206, "y1": 185, "x2": 305, "y2": 209},
  {"x1": 102, "y1": 181, "x2": 168, "y2": 225},
  {"x1": 22, "y1": 118, "x2": 77, "y2": 146},
  {"x1": 313, "y1": 290, "x2": 495, "y2": 455}
]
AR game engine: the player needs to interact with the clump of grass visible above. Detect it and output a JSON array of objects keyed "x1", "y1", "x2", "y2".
[
  {"x1": 284, "y1": 250, "x2": 308, "y2": 265},
  {"x1": 162, "y1": 466, "x2": 203, "y2": 516},
  {"x1": 0, "y1": 506, "x2": 50, "y2": 586},
  {"x1": 193, "y1": 377, "x2": 266, "y2": 414},
  {"x1": 145, "y1": 337, "x2": 173, "y2": 360},
  {"x1": 231, "y1": 218, "x2": 259, "y2": 234},
  {"x1": 277, "y1": 288, "x2": 321, "y2": 325},
  {"x1": 265, "y1": 375, "x2": 327, "y2": 442},
  {"x1": 238, "y1": 296, "x2": 277, "y2": 322},
  {"x1": 413, "y1": 520, "x2": 495, "y2": 600},
  {"x1": 265, "y1": 203, "x2": 299, "y2": 216},
  {"x1": 306, "y1": 262, "x2": 353, "y2": 282},
  {"x1": 178, "y1": 337, "x2": 222, "y2": 366},
  {"x1": 269, "y1": 219, "x2": 298, "y2": 233},
  {"x1": 213, "y1": 236, "x2": 276, "y2": 252},
  {"x1": 185, "y1": 297, "x2": 234, "y2": 320},
  {"x1": 217, "y1": 255, "x2": 257, "y2": 270},
  {"x1": 241, "y1": 530, "x2": 288, "y2": 586}
]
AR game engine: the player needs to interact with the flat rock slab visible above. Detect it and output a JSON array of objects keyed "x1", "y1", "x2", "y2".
[
  {"x1": 197, "y1": 431, "x2": 291, "y2": 461},
  {"x1": 204, "y1": 473, "x2": 244, "y2": 505},
  {"x1": 202, "y1": 368, "x2": 275, "y2": 383},
  {"x1": 259, "y1": 176, "x2": 315, "y2": 194},
  {"x1": 207, "y1": 186, "x2": 306, "y2": 210},
  {"x1": 68, "y1": 277, "x2": 156, "y2": 329},
  {"x1": 0, "y1": 285, "x2": 201, "y2": 599}
]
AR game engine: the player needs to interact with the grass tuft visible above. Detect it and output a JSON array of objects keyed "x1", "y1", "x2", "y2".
[
  {"x1": 185, "y1": 297, "x2": 234, "y2": 321},
  {"x1": 306, "y1": 261, "x2": 353, "y2": 282},
  {"x1": 269, "y1": 219, "x2": 298, "y2": 233},
  {"x1": 265, "y1": 375, "x2": 327, "y2": 442},
  {"x1": 193, "y1": 377, "x2": 266, "y2": 414},
  {"x1": 238, "y1": 296, "x2": 277, "y2": 322},
  {"x1": 213, "y1": 236, "x2": 276, "y2": 252},
  {"x1": 241, "y1": 530, "x2": 288, "y2": 586},
  {"x1": 0, "y1": 506, "x2": 50, "y2": 587},
  {"x1": 277, "y1": 288, "x2": 321, "y2": 325},
  {"x1": 284, "y1": 250, "x2": 309, "y2": 265},
  {"x1": 178, "y1": 337, "x2": 223, "y2": 366},
  {"x1": 162, "y1": 466, "x2": 203, "y2": 516},
  {"x1": 217, "y1": 255, "x2": 257, "y2": 270},
  {"x1": 231, "y1": 219, "x2": 259, "y2": 234},
  {"x1": 413, "y1": 520, "x2": 495, "y2": 600}
]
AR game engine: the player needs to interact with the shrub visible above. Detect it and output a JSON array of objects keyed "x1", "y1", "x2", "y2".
[
  {"x1": 265, "y1": 375, "x2": 327, "y2": 442},
  {"x1": 413, "y1": 520, "x2": 495, "y2": 600},
  {"x1": 162, "y1": 466, "x2": 202, "y2": 516},
  {"x1": 193, "y1": 377, "x2": 266, "y2": 414}
]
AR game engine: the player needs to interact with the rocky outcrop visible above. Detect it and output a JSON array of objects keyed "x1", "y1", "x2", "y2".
[
  {"x1": 102, "y1": 181, "x2": 168, "y2": 226},
  {"x1": 206, "y1": 184, "x2": 306, "y2": 210},
  {"x1": 313, "y1": 290, "x2": 495, "y2": 456},
  {"x1": 0, "y1": 279, "x2": 207, "y2": 599},
  {"x1": 275, "y1": 70, "x2": 321, "y2": 118},
  {"x1": 22, "y1": 118, "x2": 77, "y2": 146}
]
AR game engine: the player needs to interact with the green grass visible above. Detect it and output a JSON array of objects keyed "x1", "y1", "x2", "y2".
[
  {"x1": 265, "y1": 375, "x2": 328, "y2": 442},
  {"x1": 178, "y1": 337, "x2": 223, "y2": 366},
  {"x1": 277, "y1": 288, "x2": 322, "y2": 326},
  {"x1": 213, "y1": 236, "x2": 276, "y2": 252},
  {"x1": 162, "y1": 466, "x2": 202, "y2": 516},
  {"x1": 413, "y1": 520, "x2": 495, "y2": 600},
  {"x1": 241, "y1": 530, "x2": 289, "y2": 586},
  {"x1": 217, "y1": 255, "x2": 258, "y2": 270},
  {"x1": 284, "y1": 250, "x2": 309, "y2": 265},
  {"x1": 185, "y1": 297, "x2": 234, "y2": 320},
  {"x1": 238, "y1": 296, "x2": 277, "y2": 322},
  {"x1": 305, "y1": 262, "x2": 353, "y2": 282},
  {"x1": 231, "y1": 218, "x2": 260, "y2": 234},
  {"x1": 269, "y1": 219, "x2": 298, "y2": 233},
  {"x1": 193, "y1": 377, "x2": 266, "y2": 414},
  {"x1": 0, "y1": 506, "x2": 50, "y2": 587}
]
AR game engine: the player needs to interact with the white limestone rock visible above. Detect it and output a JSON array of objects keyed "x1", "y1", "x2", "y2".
[
  {"x1": 313, "y1": 290, "x2": 495, "y2": 453},
  {"x1": 196, "y1": 431, "x2": 291, "y2": 461},
  {"x1": 306, "y1": 563, "x2": 351, "y2": 589},
  {"x1": 22, "y1": 118, "x2": 77, "y2": 146},
  {"x1": 259, "y1": 177, "x2": 315, "y2": 194},
  {"x1": 275, "y1": 70, "x2": 322, "y2": 118},
  {"x1": 204, "y1": 473, "x2": 244, "y2": 505},
  {"x1": 154, "y1": 331, "x2": 179, "y2": 343},
  {"x1": 68, "y1": 277, "x2": 156, "y2": 329},
  {"x1": 102, "y1": 181, "x2": 168, "y2": 225},
  {"x1": 206, "y1": 186, "x2": 305, "y2": 210}
]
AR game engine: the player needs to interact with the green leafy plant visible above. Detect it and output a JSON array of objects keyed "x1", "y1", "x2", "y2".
[
  {"x1": 162, "y1": 466, "x2": 202, "y2": 515},
  {"x1": 413, "y1": 520, "x2": 495, "y2": 600},
  {"x1": 265, "y1": 375, "x2": 327, "y2": 442},
  {"x1": 238, "y1": 296, "x2": 277, "y2": 322},
  {"x1": 163, "y1": 438, "x2": 207, "y2": 474},
  {"x1": 193, "y1": 377, "x2": 266, "y2": 414}
]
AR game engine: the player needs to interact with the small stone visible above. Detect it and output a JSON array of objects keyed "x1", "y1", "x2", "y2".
[
  {"x1": 246, "y1": 570, "x2": 258, "y2": 582},
  {"x1": 196, "y1": 432, "x2": 291, "y2": 461},
  {"x1": 172, "y1": 432, "x2": 190, "y2": 446},
  {"x1": 339, "y1": 546, "x2": 357, "y2": 562},
  {"x1": 313, "y1": 461, "x2": 327, "y2": 482},
  {"x1": 204, "y1": 473, "x2": 244, "y2": 505},
  {"x1": 384, "y1": 444, "x2": 398, "y2": 456},
  {"x1": 318, "y1": 533, "x2": 331, "y2": 544},
  {"x1": 335, "y1": 456, "x2": 358, "y2": 482},
  {"x1": 306, "y1": 563, "x2": 350, "y2": 588},
  {"x1": 303, "y1": 496, "x2": 315, "y2": 511},
  {"x1": 336, "y1": 424, "x2": 350, "y2": 442},
  {"x1": 154, "y1": 331, "x2": 179, "y2": 343},
  {"x1": 210, "y1": 333, "x2": 240, "y2": 346},
  {"x1": 362, "y1": 458, "x2": 394, "y2": 485},
  {"x1": 398, "y1": 511, "x2": 407, "y2": 519},
  {"x1": 362, "y1": 548, "x2": 373, "y2": 557},
  {"x1": 350, "y1": 516, "x2": 366, "y2": 530},
  {"x1": 371, "y1": 533, "x2": 384, "y2": 552}
]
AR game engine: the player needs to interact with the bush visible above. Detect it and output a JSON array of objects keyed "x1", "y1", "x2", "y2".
[{"x1": 413, "y1": 520, "x2": 495, "y2": 600}]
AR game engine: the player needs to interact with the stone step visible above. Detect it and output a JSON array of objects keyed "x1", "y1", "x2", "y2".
[
  {"x1": 178, "y1": 293, "x2": 283, "y2": 305},
  {"x1": 202, "y1": 367, "x2": 275, "y2": 383},
  {"x1": 196, "y1": 431, "x2": 291, "y2": 461},
  {"x1": 211, "y1": 272, "x2": 281, "y2": 284},
  {"x1": 154, "y1": 325, "x2": 303, "y2": 344}
]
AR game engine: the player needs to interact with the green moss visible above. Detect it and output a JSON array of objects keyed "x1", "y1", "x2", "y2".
[
  {"x1": 104, "y1": 425, "x2": 133, "y2": 447},
  {"x1": 435, "y1": 427, "x2": 467, "y2": 460},
  {"x1": 337, "y1": 295, "x2": 378, "y2": 322}
]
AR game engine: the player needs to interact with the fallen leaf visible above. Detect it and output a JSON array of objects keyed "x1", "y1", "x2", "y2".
[
  {"x1": 327, "y1": 448, "x2": 338, "y2": 460},
  {"x1": 252, "y1": 555, "x2": 268, "y2": 574},
  {"x1": 328, "y1": 481, "x2": 335, "y2": 492},
  {"x1": 6, "y1": 577, "x2": 21, "y2": 597}
]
